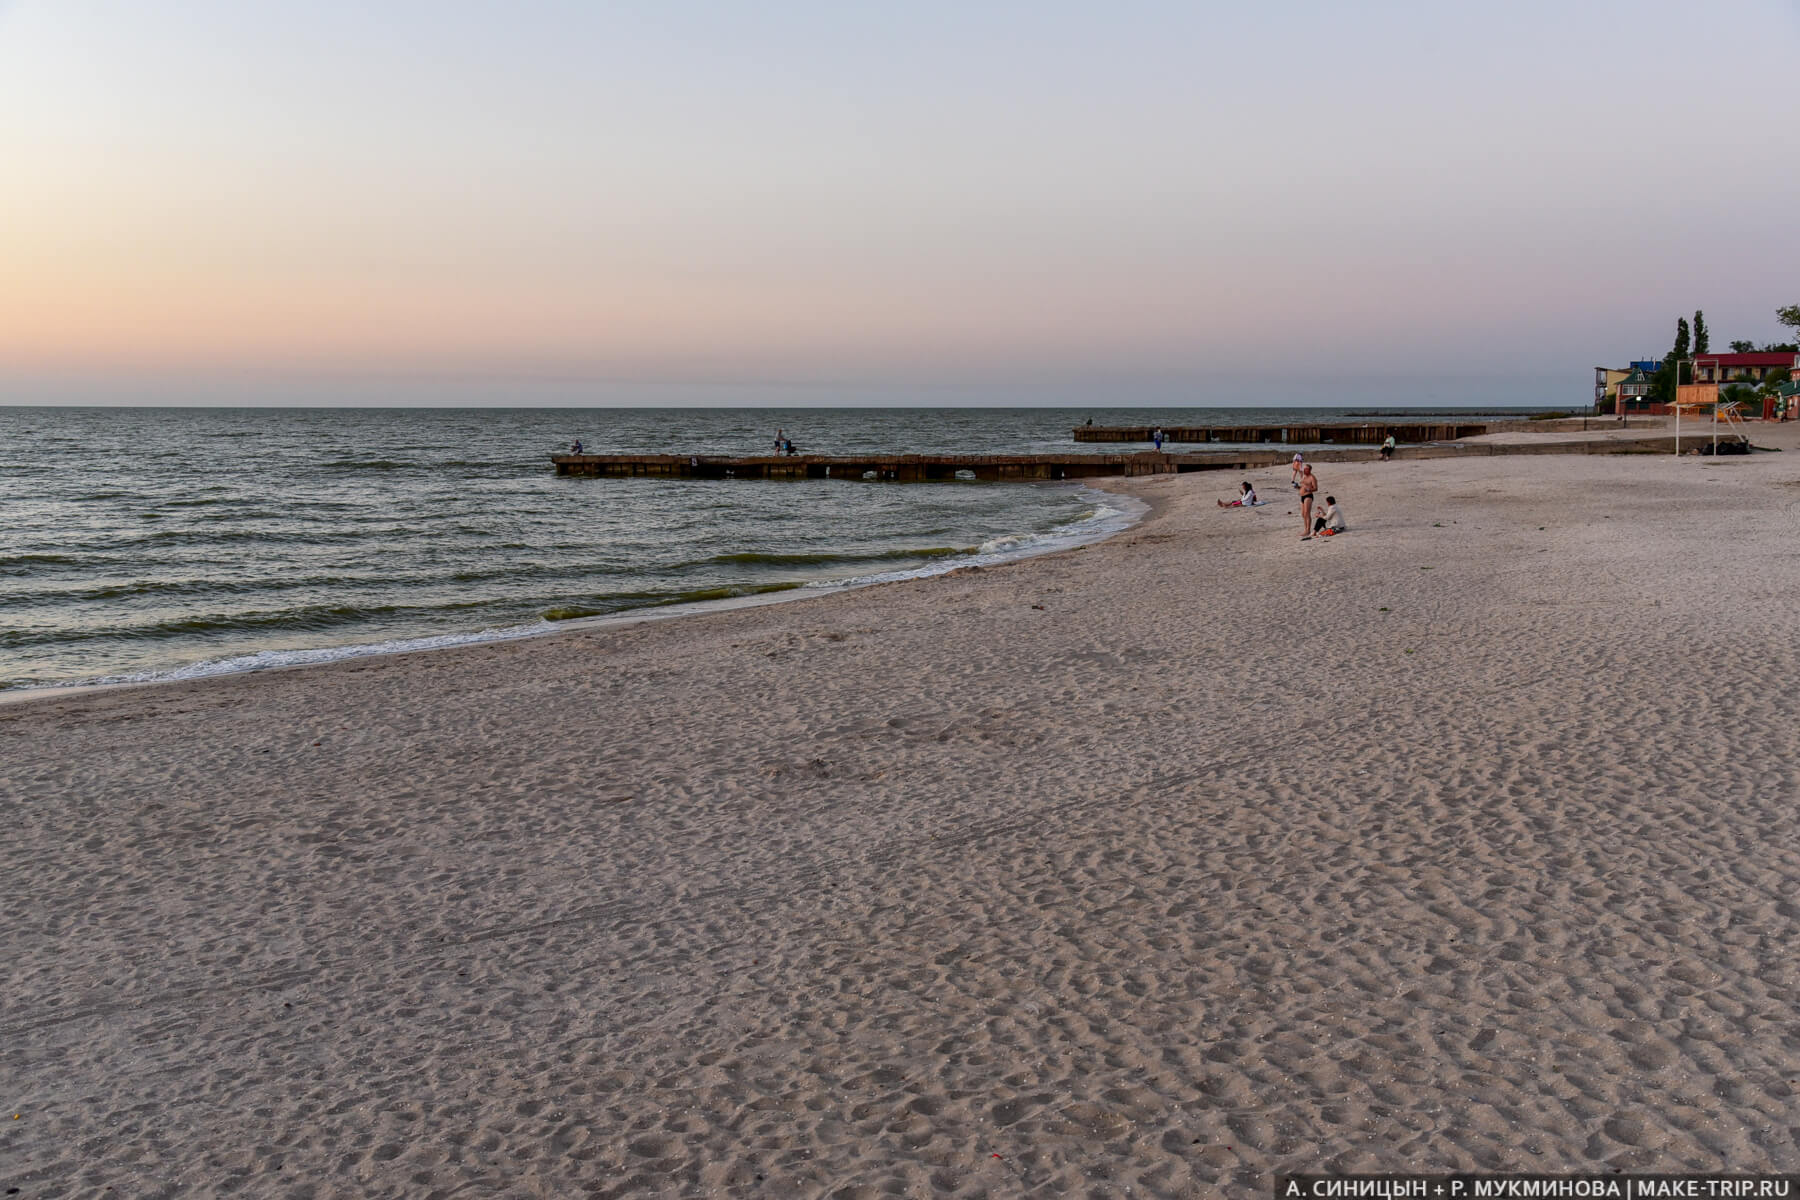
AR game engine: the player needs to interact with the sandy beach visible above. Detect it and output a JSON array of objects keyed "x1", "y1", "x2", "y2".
[{"x1": 6, "y1": 429, "x2": 1800, "y2": 1197}]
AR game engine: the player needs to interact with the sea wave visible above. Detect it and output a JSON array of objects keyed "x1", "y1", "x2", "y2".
[
  {"x1": 810, "y1": 490, "x2": 1145, "y2": 590},
  {"x1": 0, "y1": 553, "x2": 83, "y2": 569},
  {"x1": 73, "y1": 622, "x2": 558, "y2": 688},
  {"x1": 324, "y1": 458, "x2": 417, "y2": 469},
  {"x1": 543, "y1": 581, "x2": 805, "y2": 620},
  {"x1": 18, "y1": 482, "x2": 1145, "y2": 692},
  {"x1": 0, "y1": 599, "x2": 498, "y2": 649},
  {"x1": 0, "y1": 572, "x2": 400, "y2": 609},
  {"x1": 702, "y1": 546, "x2": 972, "y2": 567}
]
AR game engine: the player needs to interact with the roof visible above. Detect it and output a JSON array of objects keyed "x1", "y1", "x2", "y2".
[{"x1": 1694, "y1": 352, "x2": 1796, "y2": 368}]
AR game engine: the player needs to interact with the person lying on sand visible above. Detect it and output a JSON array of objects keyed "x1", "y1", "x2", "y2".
[{"x1": 1217, "y1": 481, "x2": 1257, "y2": 507}]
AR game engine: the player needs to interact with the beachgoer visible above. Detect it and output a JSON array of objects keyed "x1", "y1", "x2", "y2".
[
  {"x1": 570, "y1": 439, "x2": 582, "y2": 454},
  {"x1": 1217, "y1": 481, "x2": 1257, "y2": 508},
  {"x1": 774, "y1": 428, "x2": 784, "y2": 451},
  {"x1": 1290, "y1": 453, "x2": 1306, "y2": 489},
  {"x1": 1313, "y1": 495, "x2": 1346, "y2": 536},
  {"x1": 1085, "y1": 417, "x2": 1094, "y2": 426},
  {"x1": 1380, "y1": 435, "x2": 1395, "y2": 461},
  {"x1": 1153, "y1": 427, "x2": 1164, "y2": 452},
  {"x1": 1297, "y1": 464, "x2": 1319, "y2": 539},
  {"x1": 784, "y1": 438, "x2": 797, "y2": 455}
]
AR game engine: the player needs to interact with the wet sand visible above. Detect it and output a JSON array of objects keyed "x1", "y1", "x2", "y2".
[{"x1": 6, "y1": 428, "x2": 1800, "y2": 1197}]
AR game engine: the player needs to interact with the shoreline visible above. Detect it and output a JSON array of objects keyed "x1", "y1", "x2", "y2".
[
  {"x1": 9, "y1": 431, "x2": 1800, "y2": 1193},
  {"x1": 0, "y1": 482, "x2": 1147, "y2": 708}
]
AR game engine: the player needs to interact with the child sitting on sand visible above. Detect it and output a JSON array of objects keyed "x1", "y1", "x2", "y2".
[
  {"x1": 1217, "y1": 482, "x2": 1257, "y2": 508},
  {"x1": 1312, "y1": 496, "x2": 1346, "y2": 536}
]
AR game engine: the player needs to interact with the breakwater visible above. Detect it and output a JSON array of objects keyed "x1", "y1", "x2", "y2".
[{"x1": 552, "y1": 433, "x2": 1725, "y2": 482}]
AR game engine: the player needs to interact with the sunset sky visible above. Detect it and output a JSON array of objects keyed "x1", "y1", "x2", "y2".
[{"x1": 2, "y1": 0, "x2": 1796, "y2": 405}]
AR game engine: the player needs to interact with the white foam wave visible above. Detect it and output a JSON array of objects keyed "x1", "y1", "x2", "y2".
[
  {"x1": 44, "y1": 485, "x2": 1147, "y2": 694},
  {"x1": 79, "y1": 621, "x2": 555, "y2": 688},
  {"x1": 807, "y1": 487, "x2": 1146, "y2": 591}
]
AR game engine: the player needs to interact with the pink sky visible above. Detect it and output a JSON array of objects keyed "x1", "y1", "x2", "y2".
[{"x1": 2, "y1": 1, "x2": 1796, "y2": 402}]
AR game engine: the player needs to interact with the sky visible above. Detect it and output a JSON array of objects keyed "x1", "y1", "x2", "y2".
[{"x1": 1, "y1": 0, "x2": 1796, "y2": 406}]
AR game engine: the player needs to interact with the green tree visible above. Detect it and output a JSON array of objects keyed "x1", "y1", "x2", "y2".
[
  {"x1": 1779, "y1": 304, "x2": 1800, "y2": 338},
  {"x1": 1720, "y1": 383, "x2": 1759, "y2": 411},
  {"x1": 1652, "y1": 317, "x2": 1692, "y2": 408},
  {"x1": 1693, "y1": 310, "x2": 1709, "y2": 355},
  {"x1": 1730, "y1": 340, "x2": 1757, "y2": 353}
]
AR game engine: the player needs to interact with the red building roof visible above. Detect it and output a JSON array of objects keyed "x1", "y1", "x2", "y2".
[{"x1": 1694, "y1": 352, "x2": 1796, "y2": 367}]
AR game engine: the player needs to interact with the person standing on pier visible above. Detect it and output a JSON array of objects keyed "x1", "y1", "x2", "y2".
[{"x1": 1297, "y1": 464, "x2": 1319, "y2": 539}]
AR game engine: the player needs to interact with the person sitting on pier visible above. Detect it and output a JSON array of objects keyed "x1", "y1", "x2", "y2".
[
  {"x1": 1312, "y1": 496, "x2": 1346, "y2": 536},
  {"x1": 1217, "y1": 481, "x2": 1258, "y2": 508},
  {"x1": 783, "y1": 438, "x2": 797, "y2": 455},
  {"x1": 570, "y1": 439, "x2": 582, "y2": 454}
]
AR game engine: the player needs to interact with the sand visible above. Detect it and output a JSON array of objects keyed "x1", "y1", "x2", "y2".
[{"x1": 6, "y1": 427, "x2": 1800, "y2": 1197}]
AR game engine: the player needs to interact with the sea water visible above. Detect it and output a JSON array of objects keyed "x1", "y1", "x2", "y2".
[{"x1": 0, "y1": 405, "x2": 1542, "y2": 690}]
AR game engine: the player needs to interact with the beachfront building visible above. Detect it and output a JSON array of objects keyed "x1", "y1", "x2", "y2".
[
  {"x1": 1615, "y1": 368, "x2": 1661, "y2": 414},
  {"x1": 1692, "y1": 352, "x2": 1795, "y2": 384},
  {"x1": 1594, "y1": 360, "x2": 1660, "y2": 410},
  {"x1": 1771, "y1": 377, "x2": 1800, "y2": 421},
  {"x1": 1593, "y1": 367, "x2": 1628, "y2": 408}
]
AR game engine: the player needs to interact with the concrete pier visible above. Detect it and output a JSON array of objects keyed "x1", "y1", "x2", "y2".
[
  {"x1": 1074, "y1": 422, "x2": 1492, "y2": 445},
  {"x1": 552, "y1": 433, "x2": 1731, "y2": 482},
  {"x1": 552, "y1": 452, "x2": 1189, "y2": 482}
]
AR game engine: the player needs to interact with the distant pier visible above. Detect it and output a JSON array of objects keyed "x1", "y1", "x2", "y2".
[
  {"x1": 1070, "y1": 417, "x2": 1638, "y2": 444},
  {"x1": 552, "y1": 452, "x2": 1204, "y2": 482},
  {"x1": 1072, "y1": 422, "x2": 1493, "y2": 445},
  {"x1": 552, "y1": 432, "x2": 1723, "y2": 482}
]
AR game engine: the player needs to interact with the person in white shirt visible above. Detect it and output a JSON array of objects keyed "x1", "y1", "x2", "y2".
[
  {"x1": 1289, "y1": 453, "x2": 1306, "y2": 489},
  {"x1": 1312, "y1": 496, "x2": 1347, "y2": 536},
  {"x1": 1217, "y1": 481, "x2": 1257, "y2": 508}
]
